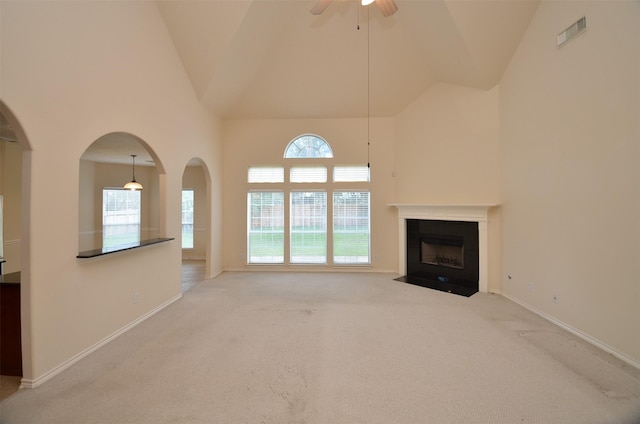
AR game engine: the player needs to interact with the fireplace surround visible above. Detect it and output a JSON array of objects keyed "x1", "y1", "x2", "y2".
[
  {"x1": 390, "y1": 204, "x2": 495, "y2": 294},
  {"x1": 405, "y1": 219, "x2": 479, "y2": 296}
]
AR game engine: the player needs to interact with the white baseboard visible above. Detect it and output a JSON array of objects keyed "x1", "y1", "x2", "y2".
[
  {"x1": 502, "y1": 293, "x2": 640, "y2": 371},
  {"x1": 20, "y1": 293, "x2": 182, "y2": 389}
]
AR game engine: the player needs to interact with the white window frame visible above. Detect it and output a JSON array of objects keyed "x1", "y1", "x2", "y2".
[
  {"x1": 102, "y1": 188, "x2": 141, "y2": 249},
  {"x1": 247, "y1": 134, "x2": 371, "y2": 267},
  {"x1": 182, "y1": 189, "x2": 194, "y2": 249},
  {"x1": 247, "y1": 191, "x2": 285, "y2": 264},
  {"x1": 333, "y1": 191, "x2": 371, "y2": 264},
  {"x1": 290, "y1": 191, "x2": 327, "y2": 264}
]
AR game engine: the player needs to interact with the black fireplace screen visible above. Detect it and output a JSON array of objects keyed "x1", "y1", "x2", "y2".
[{"x1": 421, "y1": 237, "x2": 464, "y2": 269}]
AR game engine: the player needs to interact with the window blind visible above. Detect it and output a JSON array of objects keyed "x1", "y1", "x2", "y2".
[
  {"x1": 333, "y1": 165, "x2": 370, "y2": 182},
  {"x1": 290, "y1": 191, "x2": 327, "y2": 264},
  {"x1": 333, "y1": 191, "x2": 370, "y2": 264},
  {"x1": 247, "y1": 191, "x2": 284, "y2": 263},
  {"x1": 290, "y1": 166, "x2": 327, "y2": 183},
  {"x1": 248, "y1": 166, "x2": 285, "y2": 183}
]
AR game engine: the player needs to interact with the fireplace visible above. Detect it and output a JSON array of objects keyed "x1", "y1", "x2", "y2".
[
  {"x1": 390, "y1": 204, "x2": 494, "y2": 295},
  {"x1": 421, "y1": 236, "x2": 464, "y2": 269},
  {"x1": 404, "y1": 219, "x2": 479, "y2": 296}
]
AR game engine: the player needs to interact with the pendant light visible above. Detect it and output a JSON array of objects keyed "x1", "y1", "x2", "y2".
[{"x1": 123, "y1": 154, "x2": 143, "y2": 191}]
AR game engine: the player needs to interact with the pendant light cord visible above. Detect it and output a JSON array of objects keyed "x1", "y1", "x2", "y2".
[
  {"x1": 367, "y1": 5, "x2": 370, "y2": 169},
  {"x1": 357, "y1": 4, "x2": 371, "y2": 169}
]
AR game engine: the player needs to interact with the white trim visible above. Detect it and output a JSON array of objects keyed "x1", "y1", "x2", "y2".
[
  {"x1": 502, "y1": 293, "x2": 640, "y2": 371},
  {"x1": 19, "y1": 293, "x2": 182, "y2": 389},
  {"x1": 389, "y1": 204, "x2": 496, "y2": 294}
]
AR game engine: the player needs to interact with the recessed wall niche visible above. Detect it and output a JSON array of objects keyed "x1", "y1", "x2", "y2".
[{"x1": 78, "y1": 132, "x2": 164, "y2": 253}]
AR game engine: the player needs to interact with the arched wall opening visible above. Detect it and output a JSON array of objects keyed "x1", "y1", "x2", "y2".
[
  {"x1": 181, "y1": 158, "x2": 212, "y2": 284},
  {"x1": 0, "y1": 100, "x2": 33, "y2": 380},
  {"x1": 78, "y1": 132, "x2": 166, "y2": 253}
]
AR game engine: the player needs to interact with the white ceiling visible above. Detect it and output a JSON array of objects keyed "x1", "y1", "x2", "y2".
[
  {"x1": 81, "y1": 0, "x2": 540, "y2": 163},
  {"x1": 157, "y1": 0, "x2": 541, "y2": 119}
]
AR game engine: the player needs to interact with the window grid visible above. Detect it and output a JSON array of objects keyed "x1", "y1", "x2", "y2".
[
  {"x1": 103, "y1": 189, "x2": 140, "y2": 248},
  {"x1": 248, "y1": 191, "x2": 284, "y2": 263},
  {"x1": 290, "y1": 191, "x2": 327, "y2": 264},
  {"x1": 182, "y1": 189, "x2": 194, "y2": 249},
  {"x1": 333, "y1": 191, "x2": 370, "y2": 264},
  {"x1": 284, "y1": 134, "x2": 333, "y2": 158},
  {"x1": 247, "y1": 135, "x2": 370, "y2": 267}
]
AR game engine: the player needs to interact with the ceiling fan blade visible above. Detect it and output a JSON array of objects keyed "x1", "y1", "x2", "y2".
[
  {"x1": 375, "y1": 0, "x2": 398, "y2": 17},
  {"x1": 310, "y1": 0, "x2": 334, "y2": 15}
]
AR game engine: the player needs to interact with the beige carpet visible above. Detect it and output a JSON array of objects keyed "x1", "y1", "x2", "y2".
[{"x1": 1, "y1": 272, "x2": 639, "y2": 423}]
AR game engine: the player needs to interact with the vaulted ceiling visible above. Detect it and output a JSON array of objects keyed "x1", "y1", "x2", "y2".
[{"x1": 157, "y1": 0, "x2": 540, "y2": 120}]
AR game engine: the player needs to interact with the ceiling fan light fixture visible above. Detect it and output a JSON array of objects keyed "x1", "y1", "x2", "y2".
[{"x1": 123, "y1": 154, "x2": 143, "y2": 191}]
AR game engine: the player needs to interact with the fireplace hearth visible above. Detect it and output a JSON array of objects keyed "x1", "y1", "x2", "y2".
[{"x1": 398, "y1": 219, "x2": 479, "y2": 297}]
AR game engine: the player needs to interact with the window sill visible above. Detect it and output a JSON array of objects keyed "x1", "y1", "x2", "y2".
[{"x1": 77, "y1": 237, "x2": 174, "y2": 259}]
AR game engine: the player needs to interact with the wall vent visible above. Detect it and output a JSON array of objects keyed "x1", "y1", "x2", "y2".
[{"x1": 557, "y1": 16, "x2": 587, "y2": 47}]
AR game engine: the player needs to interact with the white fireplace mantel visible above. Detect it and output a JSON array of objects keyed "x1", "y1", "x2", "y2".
[{"x1": 389, "y1": 204, "x2": 496, "y2": 293}]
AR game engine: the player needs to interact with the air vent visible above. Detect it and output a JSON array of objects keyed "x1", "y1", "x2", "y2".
[{"x1": 557, "y1": 16, "x2": 587, "y2": 47}]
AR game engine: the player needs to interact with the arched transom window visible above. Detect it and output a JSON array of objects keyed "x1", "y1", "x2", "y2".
[
  {"x1": 284, "y1": 134, "x2": 333, "y2": 158},
  {"x1": 248, "y1": 134, "x2": 369, "y2": 267}
]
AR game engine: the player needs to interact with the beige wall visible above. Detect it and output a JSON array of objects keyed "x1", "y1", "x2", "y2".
[
  {"x1": 500, "y1": 1, "x2": 640, "y2": 365},
  {"x1": 182, "y1": 165, "x2": 207, "y2": 260},
  {"x1": 394, "y1": 83, "x2": 501, "y2": 204},
  {"x1": 1, "y1": 1, "x2": 223, "y2": 385},
  {"x1": 223, "y1": 118, "x2": 397, "y2": 272}
]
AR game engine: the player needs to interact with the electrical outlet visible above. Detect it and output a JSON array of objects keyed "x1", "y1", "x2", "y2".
[
  {"x1": 528, "y1": 283, "x2": 535, "y2": 293},
  {"x1": 134, "y1": 292, "x2": 140, "y2": 304}
]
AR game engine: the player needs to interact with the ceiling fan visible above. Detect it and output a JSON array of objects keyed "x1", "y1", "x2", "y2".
[{"x1": 311, "y1": 0, "x2": 398, "y2": 17}]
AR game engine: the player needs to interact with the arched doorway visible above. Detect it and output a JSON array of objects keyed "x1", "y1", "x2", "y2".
[
  {"x1": 181, "y1": 158, "x2": 212, "y2": 292},
  {"x1": 0, "y1": 101, "x2": 32, "y2": 392}
]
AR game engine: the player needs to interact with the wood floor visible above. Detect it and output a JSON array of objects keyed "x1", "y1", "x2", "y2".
[{"x1": 0, "y1": 260, "x2": 207, "y2": 401}]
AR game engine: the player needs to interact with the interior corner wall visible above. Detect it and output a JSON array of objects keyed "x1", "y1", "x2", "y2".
[
  {"x1": 500, "y1": 1, "x2": 640, "y2": 366},
  {"x1": 393, "y1": 82, "x2": 501, "y2": 291},
  {"x1": 1, "y1": 1, "x2": 223, "y2": 384},
  {"x1": 393, "y1": 83, "x2": 501, "y2": 205}
]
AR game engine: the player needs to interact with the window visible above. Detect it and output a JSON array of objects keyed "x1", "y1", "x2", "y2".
[
  {"x1": 290, "y1": 191, "x2": 327, "y2": 264},
  {"x1": 182, "y1": 189, "x2": 194, "y2": 249},
  {"x1": 248, "y1": 166, "x2": 284, "y2": 183},
  {"x1": 103, "y1": 189, "x2": 140, "y2": 248},
  {"x1": 248, "y1": 191, "x2": 284, "y2": 263},
  {"x1": 247, "y1": 134, "x2": 371, "y2": 266},
  {"x1": 290, "y1": 166, "x2": 327, "y2": 183},
  {"x1": 333, "y1": 192, "x2": 370, "y2": 264},
  {"x1": 334, "y1": 165, "x2": 370, "y2": 182},
  {"x1": 284, "y1": 134, "x2": 333, "y2": 158}
]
